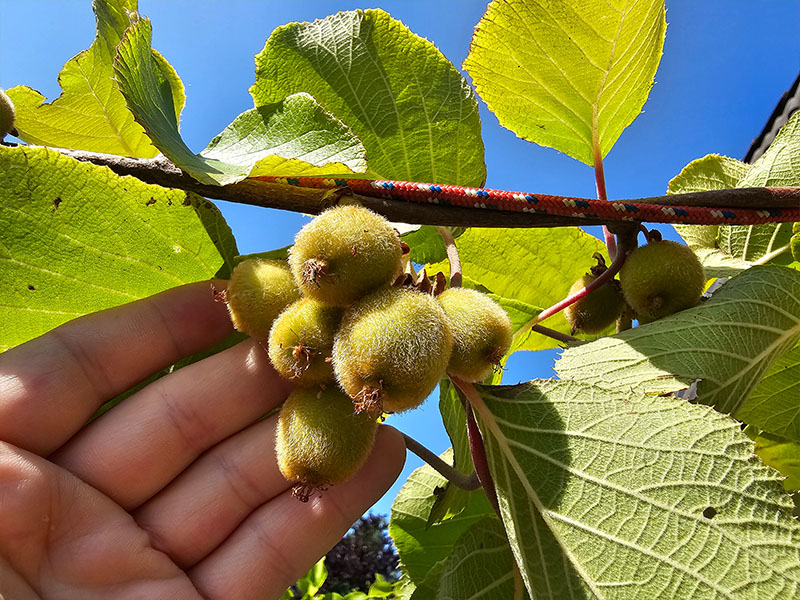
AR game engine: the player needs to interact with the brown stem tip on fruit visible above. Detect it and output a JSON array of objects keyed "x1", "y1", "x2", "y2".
[{"x1": 291, "y1": 482, "x2": 329, "y2": 503}]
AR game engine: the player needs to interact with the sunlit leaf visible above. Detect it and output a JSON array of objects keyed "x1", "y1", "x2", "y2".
[
  {"x1": 464, "y1": 0, "x2": 665, "y2": 165},
  {"x1": 7, "y1": 0, "x2": 181, "y2": 157},
  {"x1": 670, "y1": 112, "x2": 800, "y2": 277},
  {"x1": 114, "y1": 19, "x2": 365, "y2": 185},
  {"x1": 426, "y1": 227, "x2": 611, "y2": 352},
  {"x1": 0, "y1": 145, "x2": 236, "y2": 351},
  {"x1": 252, "y1": 9, "x2": 485, "y2": 185}
]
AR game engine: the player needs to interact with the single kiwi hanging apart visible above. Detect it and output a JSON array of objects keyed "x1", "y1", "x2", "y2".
[
  {"x1": 619, "y1": 237, "x2": 705, "y2": 323},
  {"x1": 437, "y1": 287, "x2": 512, "y2": 382},
  {"x1": 288, "y1": 205, "x2": 403, "y2": 306},
  {"x1": 332, "y1": 286, "x2": 453, "y2": 417},
  {"x1": 0, "y1": 88, "x2": 17, "y2": 140},
  {"x1": 276, "y1": 385, "x2": 379, "y2": 502},
  {"x1": 564, "y1": 253, "x2": 625, "y2": 334},
  {"x1": 224, "y1": 258, "x2": 300, "y2": 340},
  {"x1": 268, "y1": 297, "x2": 343, "y2": 386}
]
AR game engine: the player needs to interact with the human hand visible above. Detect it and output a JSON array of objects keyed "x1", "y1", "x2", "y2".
[{"x1": 0, "y1": 282, "x2": 406, "y2": 599}]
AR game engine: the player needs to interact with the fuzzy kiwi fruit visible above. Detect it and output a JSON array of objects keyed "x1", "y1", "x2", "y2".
[
  {"x1": 436, "y1": 287, "x2": 512, "y2": 382},
  {"x1": 0, "y1": 89, "x2": 16, "y2": 140},
  {"x1": 288, "y1": 205, "x2": 403, "y2": 306},
  {"x1": 276, "y1": 385, "x2": 378, "y2": 502},
  {"x1": 268, "y1": 298, "x2": 342, "y2": 385},
  {"x1": 619, "y1": 239, "x2": 705, "y2": 323},
  {"x1": 564, "y1": 274, "x2": 625, "y2": 334},
  {"x1": 333, "y1": 286, "x2": 453, "y2": 416},
  {"x1": 225, "y1": 258, "x2": 300, "y2": 340}
]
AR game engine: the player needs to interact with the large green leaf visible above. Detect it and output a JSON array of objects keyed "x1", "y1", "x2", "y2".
[
  {"x1": 427, "y1": 227, "x2": 611, "y2": 351},
  {"x1": 463, "y1": 0, "x2": 665, "y2": 166},
  {"x1": 114, "y1": 19, "x2": 365, "y2": 186},
  {"x1": 7, "y1": 0, "x2": 181, "y2": 158},
  {"x1": 389, "y1": 449, "x2": 493, "y2": 588},
  {"x1": 471, "y1": 379, "x2": 800, "y2": 599},
  {"x1": 251, "y1": 9, "x2": 485, "y2": 185},
  {"x1": 556, "y1": 266, "x2": 800, "y2": 422},
  {"x1": 670, "y1": 112, "x2": 800, "y2": 277},
  {"x1": 436, "y1": 516, "x2": 528, "y2": 600},
  {"x1": 0, "y1": 145, "x2": 237, "y2": 351}
]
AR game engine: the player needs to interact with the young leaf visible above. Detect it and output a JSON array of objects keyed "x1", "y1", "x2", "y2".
[
  {"x1": 425, "y1": 227, "x2": 611, "y2": 351},
  {"x1": 0, "y1": 146, "x2": 236, "y2": 351},
  {"x1": 670, "y1": 112, "x2": 800, "y2": 277},
  {"x1": 471, "y1": 379, "x2": 800, "y2": 599},
  {"x1": 251, "y1": 9, "x2": 485, "y2": 185},
  {"x1": 436, "y1": 517, "x2": 528, "y2": 600},
  {"x1": 556, "y1": 266, "x2": 800, "y2": 425},
  {"x1": 7, "y1": 0, "x2": 181, "y2": 157},
  {"x1": 203, "y1": 94, "x2": 366, "y2": 177},
  {"x1": 464, "y1": 0, "x2": 666, "y2": 166},
  {"x1": 114, "y1": 19, "x2": 365, "y2": 185}
]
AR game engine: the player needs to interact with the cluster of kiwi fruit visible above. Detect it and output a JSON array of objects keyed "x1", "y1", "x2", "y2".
[
  {"x1": 565, "y1": 231, "x2": 706, "y2": 334},
  {"x1": 223, "y1": 204, "x2": 512, "y2": 501}
]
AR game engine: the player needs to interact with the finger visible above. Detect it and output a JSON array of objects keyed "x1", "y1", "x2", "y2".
[
  {"x1": 188, "y1": 426, "x2": 406, "y2": 600},
  {"x1": 0, "y1": 442, "x2": 201, "y2": 599},
  {"x1": 0, "y1": 281, "x2": 233, "y2": 455},
  {"x1": 51, "y1": 340, "x2": 293, "y2": 510},
  {"x1": 133, "y1": 415, "x2": 286, "y2": 569}
]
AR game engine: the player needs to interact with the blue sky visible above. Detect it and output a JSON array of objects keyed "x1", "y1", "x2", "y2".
[{"x1": 1, "y1": 1, "x2": 798, "y2": 517}]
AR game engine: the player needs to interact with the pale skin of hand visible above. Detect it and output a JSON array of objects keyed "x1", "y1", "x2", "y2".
[{"x1": 0, "y1": 282, "x2": 406, "y2": 600}]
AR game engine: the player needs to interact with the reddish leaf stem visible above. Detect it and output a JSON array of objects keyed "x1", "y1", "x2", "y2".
[
  {"x1": 535, "y1": 233, "x2": 636, "y2": 325},
  {"x1": 451, "y1": 376, "x2": 501, "y2": 517}
]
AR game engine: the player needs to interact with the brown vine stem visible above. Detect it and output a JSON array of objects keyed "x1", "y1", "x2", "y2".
[
  {"x1": 36, "y1": 146, "x2": 800, "y2": 229},
  {"x1": 401, "y1": 432, "x2": 481, "y2": 491},
  {"x1": 435, "y1": 226, "x2": 462, "y2": 288},
  {"x1": 530, "y1": 324, "x2": 580, "y2": 345},
  {"x1": 451, "y1": 376, "x2": 502, "y2": 518}
]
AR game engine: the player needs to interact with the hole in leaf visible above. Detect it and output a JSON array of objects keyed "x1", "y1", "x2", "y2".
[{"x1": 702, "y1": 506, "x2": 717, "y2": 519}]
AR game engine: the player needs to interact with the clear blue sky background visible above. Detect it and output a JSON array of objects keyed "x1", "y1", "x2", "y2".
[{"x1": 1, "y1": 1, "x2": 798, "y2": 517}]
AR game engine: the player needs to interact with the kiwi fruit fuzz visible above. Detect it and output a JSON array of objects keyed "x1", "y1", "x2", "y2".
[
  {"x1": 288, "y1": 205, "x2": 403, "y2": 306},
  {"x1": 333, "y1": 286, "x2": 453, "y2": 416},
  {"x1": 276, "y1": 386, "x2": 378, "y2": 502},
  {"x1": 619, "y1": 239, "x2": 705, "y2": 323},
  {"x1": 225, "y1": 258, "x2": 300, "y2": 340},
  {"x1": 437, "y1": 287, "x2": 512, "y2": 382},
  {"x1": 0, "y1": 88, "x2": 16, "y2": 140},
  {"x1": 268, "y1": 298, "x2": 342, "y2": 385},
  {"x1": 564, "y1": 275, "x2": 625, "y2": 334}
]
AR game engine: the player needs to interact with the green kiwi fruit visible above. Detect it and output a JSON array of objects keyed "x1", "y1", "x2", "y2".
[
  {"x1": 332, "y1": 286, "x2": 453, "y2": 416},
  {"x1": 225, "y1": 258, "x2": 300, "y2": 340},
  {"x1": 276, "y1": 386, "x2": 378, "y2": 502},
  {"x1": 564, "y1": 274, "x2": 625, "y2": 334},
  {"x1": 288, "y1": 205, "x2": 403, "y2": 306},
  {"x1": 619, "y1": 239, "x2": 705, "y2": 323},
  {"x1": 268, "y1": 298, "x2": 342, "y2": 385},
  {"x1": 0, "y1": 88, "x2": 16, "y2": 140},
  {"x1": 436, "y1": 287, "x2": 512, "y2": 382}
]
